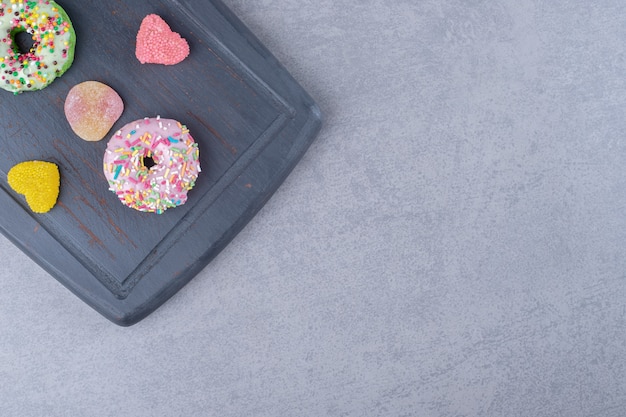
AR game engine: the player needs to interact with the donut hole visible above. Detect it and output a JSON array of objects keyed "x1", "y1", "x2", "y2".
[
  {"x1": 11, "y1": 29, "x2": 36, "y2": 55},
  {"x1": 142, "y1": 155, "x2": 157, "y2": 170}
]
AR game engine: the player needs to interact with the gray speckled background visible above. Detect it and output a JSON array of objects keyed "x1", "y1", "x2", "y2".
[{"x1": 2, "y1": 0, "x2": 626, "y2": 416}]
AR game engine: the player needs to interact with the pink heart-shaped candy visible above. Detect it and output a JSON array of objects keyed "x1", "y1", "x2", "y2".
[{"x1": 136, "y1": 14, "x2": 190, "y2": 65}]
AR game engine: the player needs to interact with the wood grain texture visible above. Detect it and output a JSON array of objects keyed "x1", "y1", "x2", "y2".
[{"x1": 0, "y1": 0, "x2": 322, "y2": 325}]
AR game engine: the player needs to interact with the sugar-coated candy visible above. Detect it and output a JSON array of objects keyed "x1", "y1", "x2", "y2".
[
  {"x1": 65, "y1": 81, "x2": 124, "y2": 142},
  {"x1": 8, "y1": 161, "x2": 60, "y2": 214},
  {"x1": 136, "y1": 14, "x2": 190, "y2": 65}
]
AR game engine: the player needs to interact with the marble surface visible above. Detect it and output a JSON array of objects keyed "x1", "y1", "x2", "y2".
[{"x1": 3, "y1": 0, "x2": 626, "y2": 415}]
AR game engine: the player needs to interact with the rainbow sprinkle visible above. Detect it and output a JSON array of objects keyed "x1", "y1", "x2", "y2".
[
  {"x1": 103, "y1": 117, "x2": 201, "y2": 214},
  {"x1": 0, "y1": 0, "x2": 75, "y2": 94}
]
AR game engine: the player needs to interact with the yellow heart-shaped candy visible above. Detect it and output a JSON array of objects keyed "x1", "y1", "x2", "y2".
[{"x1": 8, "y1": 161, "x2": 60, "y2": 214}]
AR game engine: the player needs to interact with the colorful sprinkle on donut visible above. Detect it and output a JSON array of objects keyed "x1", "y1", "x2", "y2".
[
  {"x1": 103, "y1": 117, "x2": 201, "y2": 214},
  {"x1": 0, "y1": 0, "x2": 76, "y2": 94}
]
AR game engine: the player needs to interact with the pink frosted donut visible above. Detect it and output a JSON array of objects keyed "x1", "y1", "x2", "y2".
[{"x1": 103, "y1": 117, "x2": 200, "y2": 214}]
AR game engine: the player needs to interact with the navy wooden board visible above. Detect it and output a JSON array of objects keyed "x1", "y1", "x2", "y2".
[{"x1": 0, "y1": 0, "x2": 322, "y2": 325}]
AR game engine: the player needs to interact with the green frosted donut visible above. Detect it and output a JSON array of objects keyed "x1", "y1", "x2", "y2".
[{"x1": 0, "y1": 0, "x2": 76, "y2": 94}]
